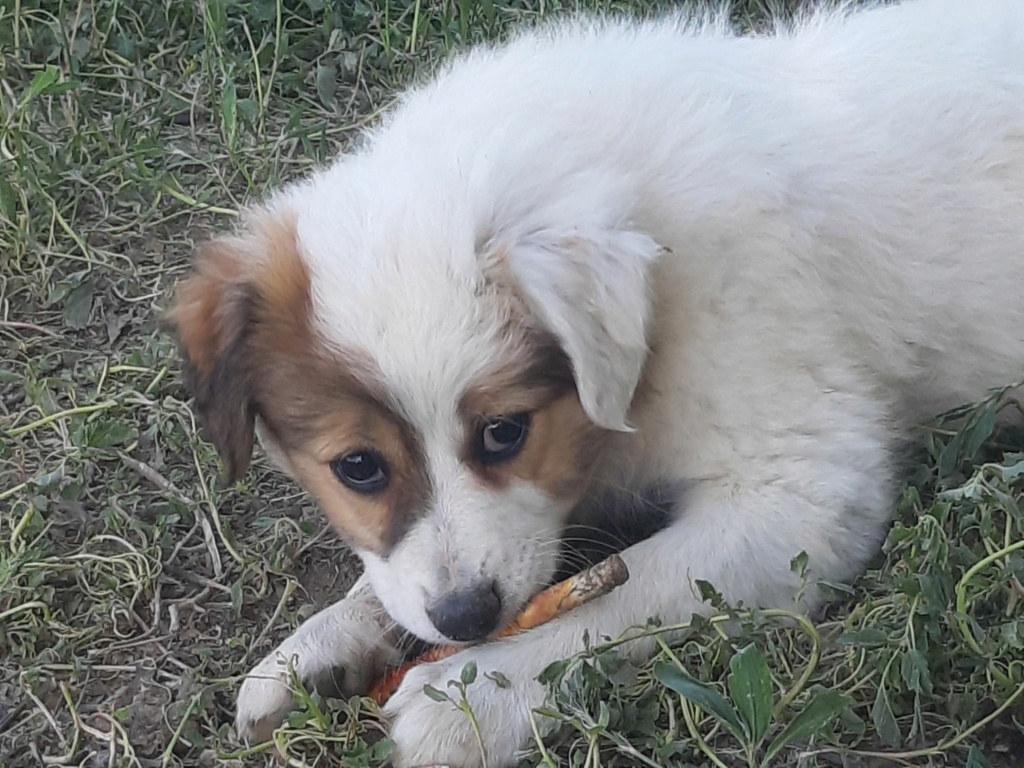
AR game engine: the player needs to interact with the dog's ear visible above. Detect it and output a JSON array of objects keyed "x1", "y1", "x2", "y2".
[
  {"x1": 165, "y1": 237, "x2": 257, "y2": 483},
  {"x1": 505, "y1": 227, "x2": 662, "y2": 431}
]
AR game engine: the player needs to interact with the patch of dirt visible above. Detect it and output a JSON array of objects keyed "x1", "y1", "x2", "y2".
[{"x1": 295, "y1": 538, "x2": 362, "y2": 612}]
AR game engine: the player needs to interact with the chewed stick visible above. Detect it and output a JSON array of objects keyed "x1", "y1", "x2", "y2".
[{"x1": 368, "y1": 553, "x2": 630, "y2": 705}]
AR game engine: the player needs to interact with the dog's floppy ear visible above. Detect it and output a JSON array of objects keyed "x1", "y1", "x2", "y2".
[
  {"x1": 165, "y1": 237, "x2": 257, "y2": 483},
  {"x1": 505, "y1": 227, "x2": 662, "y2": 431}
]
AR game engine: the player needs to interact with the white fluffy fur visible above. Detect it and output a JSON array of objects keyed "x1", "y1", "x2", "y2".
[{"x1": 236, "y1": 1, "x2": 1024, "y2": 764}]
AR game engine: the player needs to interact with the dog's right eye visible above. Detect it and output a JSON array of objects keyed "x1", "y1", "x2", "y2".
[
  {"x1": 331, "y1": 451, "x2": 389, "y2": 493},
  {"x1": 479, "y1": 413, "x2": 530, "y2": 464}
]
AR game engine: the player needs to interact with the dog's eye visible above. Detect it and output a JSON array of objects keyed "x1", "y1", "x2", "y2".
[
  {"x1": 479, "y1": 413, "x2": 530, "y2": 464},
  {"x1": 331, "y1": 451, "x2": 389, "y2": 493}
]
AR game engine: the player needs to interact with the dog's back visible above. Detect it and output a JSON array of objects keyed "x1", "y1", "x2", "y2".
[{"x1": 366, "y1": 0, "x2": 1024, "y2": 427}]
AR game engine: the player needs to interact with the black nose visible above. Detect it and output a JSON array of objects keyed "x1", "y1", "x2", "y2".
[{"x1": 426, "y1": 580, "x2": 503, "y2": 642}]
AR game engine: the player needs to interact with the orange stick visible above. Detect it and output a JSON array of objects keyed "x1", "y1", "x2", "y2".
[{"x1": 368, "y1": 554, "x2": 630, "y2": 705}]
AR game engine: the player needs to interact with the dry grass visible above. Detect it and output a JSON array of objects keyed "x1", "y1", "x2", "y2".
[{"x1": 1, "y1": 1, "x2": 1021, "y2": 766}]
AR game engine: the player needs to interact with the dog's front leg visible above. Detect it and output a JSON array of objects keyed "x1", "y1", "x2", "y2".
[
  {"x1": 235, "y1": 573, "x2": 404, "y2": 742},
  {"x1": 384, "y1": 476, "x2": 891, "y2": 768}
]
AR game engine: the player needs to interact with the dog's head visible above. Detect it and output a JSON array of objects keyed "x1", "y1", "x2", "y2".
[{"x1": 167, "y1": 160, "x2": 661, "y2": 644}]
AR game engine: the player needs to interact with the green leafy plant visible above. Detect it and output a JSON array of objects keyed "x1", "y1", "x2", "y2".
[
  {"x1": 423, "y1": 661, "x2": 490, "y2": 768},
  {"x1": 654, "y1": 645, "x2": 848, "y2": 767}
]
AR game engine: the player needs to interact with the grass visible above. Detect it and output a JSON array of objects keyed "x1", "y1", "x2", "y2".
[{"x1": 1, "y1": 0, "x2": 1021, "y2": 765}]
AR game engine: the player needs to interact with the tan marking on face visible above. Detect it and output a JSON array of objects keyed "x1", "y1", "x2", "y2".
[
  {"x1": 461, "y1": 335, "x2": 609, "y2": 500},
  {"x1": 279, "y1": 401, "x2": 431, "y2": 554},
  {"x1": 245, "y1": 242, "x2": 430, "y2": 554},
  {"x1": 168, "y1": 209, "x2": 429, "y2": 554}
]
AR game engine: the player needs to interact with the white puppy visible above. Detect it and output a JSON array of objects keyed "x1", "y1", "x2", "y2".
[{"x1": 168, "y1": 0, "x2": 1024, "y2": 764}]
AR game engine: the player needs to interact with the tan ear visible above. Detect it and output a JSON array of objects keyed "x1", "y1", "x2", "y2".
[{"x1": 165, "y1": 238, "x2": 257, "y2": 483}]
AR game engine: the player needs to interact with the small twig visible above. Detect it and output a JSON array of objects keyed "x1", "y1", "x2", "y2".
[
  {"x1": 528, "y1": 710, "x2": 559, "y2": 768},
  {"x1": 678, "y1": 693, "x2": 730, "y2": 768},
  {"x1": 39, "y1": 682, "x2": 82, "y2": 765},
  {"x1": 41, "y1": 663, "x2": 141, "y2": 674},
  {"x1": 164, "y1": 521, "x2": 200, "y2": 567},
  {"x1": 0, "y1": 480, "x2": 30, "y2": 502},
  {"x1": 19, "y1": 676, "x2": 67, "y2": 751},
  {"x1": 162, "y1": 565, "x2": 233, "y2": 598},
  {"x1": 0, "y1": 319, "x2": 61, "y2": 337},
  {"x1": 118, "y1": 451, "x2": 194, "y2": 504},
  {"x1": 161, "y1": 693, "x2": 202, "y2": 768},
  {"x1": 0, "y1": 600, "x2": 51, "y2": 623},
  {"x1": 247, "y1": 579, "x2": 298, "y2": 660},
  {"x1": 7, "y1": 399, "x2": 119, "y2": 437},
  {"x1": 294, "y1": 523, "x2": 334, "y2": 559},
  {"x1": 1009, "y1": 575, "x2": 1024, "y2": 599}
]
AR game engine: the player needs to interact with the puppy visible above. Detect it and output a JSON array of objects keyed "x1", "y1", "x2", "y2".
[{"x1": 167, "y1": 1, "x2": 1024, "y2": 765}]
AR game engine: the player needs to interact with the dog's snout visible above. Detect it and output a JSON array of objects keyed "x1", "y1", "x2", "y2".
[{"x1": 426, "y1": 580, "x2": 502, "y2": 642}]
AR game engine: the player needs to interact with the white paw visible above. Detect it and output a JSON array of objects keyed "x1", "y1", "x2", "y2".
[
  {"x1": 384, "y1": 640, "x2": 552, "y2": 768},
  {"x1": 235, "y1": 655, "x2": 303, "y2": 743},
  {"x1": 234, "y1": 577, "x2": 399, "y2": 744}
]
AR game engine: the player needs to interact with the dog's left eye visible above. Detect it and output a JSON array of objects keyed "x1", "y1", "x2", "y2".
[
  {"x1": 479, "y1": 413, "x2": 530, "y2": 463},
  {"x1": 331, "y1": 450, "x2": 389, "y2": 493}
]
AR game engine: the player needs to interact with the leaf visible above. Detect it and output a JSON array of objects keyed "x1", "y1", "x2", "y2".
[
  {"x1": 998, "y1": 454, "x2": 1024, "y2": 482},
  {"x1": 86, "y1": 421, "x2": 136, "y2": 449},
  {"x1": 25, "y1": 65, "x2": 60, "y2": 101},
  {"x1": 871, "y1": 685, "x2": 902, "y2": 747},
  {"x1": 204, "y1": 0, "x2": 227, "y2": 37},
  {"x1": 965, "y1": 745, "x2": 991, "y2": 768},
  {"x1": 369, "y1": 738, "x2": 395, "y2": 760},
  {"x1": 316, "y1": 62, "x2": 338, "y2": 108},
  {"x1": 486, "y1": 671, "x2": 510, "y2": 688},
  {"x1": 532, "y1": 707, "x2": 565, "y2": 720},
  {"x1": 0, "y1": 176, "x2": 17, "y2": 221},
  {"x1": 460, "y1": 660, "x2": 478, "y2": 686},
  {"x1": 900, "y1": 649, "x2": 933, "y2": 695},
  {"x1": 694, "y1": 580, "x2": 726, "y2": 609},
  {"x1": 236, "y1": 98, "x2": 259, "y2": 122},
  {"x1": 790, "y1": 551, "x2": 809, "y2": 577},
  {"x1": 762, "y1": 689, "x2": 848, "y2": 765},
  {"x1": 63, "y1": 278, "x2": 94, "y2": 329},
  {"x1": 727, "y1": 644, "x2": 774, "y2": 744},
  {"x1": 106, "y1": 308, "x2": 133, "y2": 344},
  {"x1": 938, "y1": 430, "x2": 965, "y2": 478},
  {"x1": 961, "y1": 404, "x2": 998, "y2": 463},
  {"x1": 654, "y1": 662, "x2": 745, "y2": 742},
  {"x1": 221, "y1": 79, "x2": 237, "y2": 148},
  {"x1": 422, "y1": 684, "x2": 449, "y2": 703},
  {"x1": 287, "y1": 710, "x2": 311, "y2": 728},
  {"x1": 230, "y1": 578, "x2": 243, "y2": 614},
  {"x1": 537, "y1": 658, "x2": 571, "y2": 685}
]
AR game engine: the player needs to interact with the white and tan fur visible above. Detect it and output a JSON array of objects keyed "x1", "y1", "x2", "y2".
[{"x1": 168, "y1": 1, "x2": 1024, "y2": 765}]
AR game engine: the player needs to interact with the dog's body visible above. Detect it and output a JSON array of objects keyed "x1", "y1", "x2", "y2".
[{"x1": 169, "y1": 0, "x2": 1024, "y2": 764}]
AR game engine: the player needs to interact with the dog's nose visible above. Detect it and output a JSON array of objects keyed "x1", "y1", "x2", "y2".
[{"x1": 426, "y1": 580, "x2": 503, "y2": 642}]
